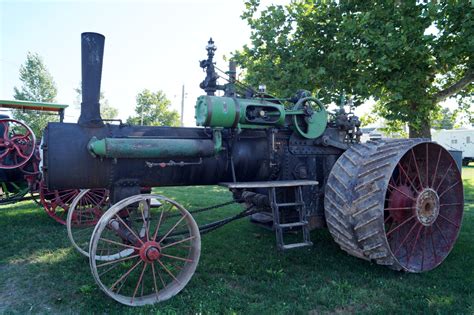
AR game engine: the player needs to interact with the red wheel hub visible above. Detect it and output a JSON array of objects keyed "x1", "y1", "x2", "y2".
[{"x1": 139, "y1": 241, "x2": 161, "y2": 262}]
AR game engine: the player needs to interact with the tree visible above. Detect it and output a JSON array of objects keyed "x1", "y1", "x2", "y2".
[
  {"x1": 74, "y1": 85, "x2": 118, "y2": 120},
  {"x1": 100, "y1": 101, "x2": 119, "y2": 120},
  {"x1": 13, "y1": 52, "x2": 58, "y2": 136},
  {"x1": 127, "y1": 89, "x2": 179, "y2": 126},
  {"x1": 234, "y1": 0, "x2": 473, "y2": 138},
  {"x1": 432, "y1": 107, "x2": 455, "y2": 130}
]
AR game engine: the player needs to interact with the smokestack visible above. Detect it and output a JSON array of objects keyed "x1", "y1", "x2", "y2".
[{"x1": 78, "y1": 32, "x2": 105, "y2": 127}]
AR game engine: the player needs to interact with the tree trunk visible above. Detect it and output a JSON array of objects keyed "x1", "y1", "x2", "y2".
[{"x1": 408, "y1": 116, "x2": 431, "y2": 139}]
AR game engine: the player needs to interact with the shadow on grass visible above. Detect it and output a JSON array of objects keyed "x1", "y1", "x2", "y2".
[{"x1": 1, "y1": 183, "x2": 473, "y2": 314}]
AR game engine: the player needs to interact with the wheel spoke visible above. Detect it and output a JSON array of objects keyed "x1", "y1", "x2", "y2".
[
  {"x1": 411, "y1": 149, "x2": 423, "y2": 189},
  {"x1": 435, "y1": 162, "x2": 453, "y2": 191},
  {"x1": 152, "y1": 207, "x2": 166, "y2": 242},
  {"x1": 429, "y1": 227, "x2": 439, "y2": 264},
  {"x1": 388, "y1": 184, "x2": 416, "y2": 201},
  {"x1": 161, "y1": 235, "x2": 196, "y2": 249},
  {"x1": 151, "y1": 262, "x2": 160, "y2": 297},
  {"x1": 385, "y1": 206, "x2": 413, "y2": 211},
  {"x1": 406, "y1": 224, "x2": 423, "y2": 267},
  {"x1": 440, "y1": 203, "x2": 463, "y2": 207},
  {"x1": 131, "y1": 263, "x2": 148, "y2": 303},
  {"x1": 96, "y1": 254, "x2": 140, "y2": 268},
  {"x1": 425, "y1": 143, "x2": 429, "y2": 188},
  {"x1": 12, "y1": 144, "x2": 29, "y2": 159},
  {"x1": 438, "y1": 180, "x2": 461, "y2": 199},
  {"x1": 434, "y1": 221, "x2": 451, "y2": 251},
  {"x1": 386, "y1": 215, "x2": 416, "y2": 237},
  {"x1": 140, "y1": 201, "x2": 150, "y2": 241},
  {"x1": 158, "y1": 214, "x2": 187, "y2": 244},
  {"x1": 431, "y1": 147, "x2": 442, "y2": 188},
  {"x1": 0, "y1": 148, "x2": 11, "y2": 160},
  {"x1": 114, "y1": 214, "x2": 145, "y2": 245},
  {"x1": 110, "y1": 259, "x2": 142, "y2": 291},
  {"x1": 393, "y1": 221, "x2": 419, "y2": 255},
  {"x1": 99, "y1": 237, "x2": 140, "y2": 250},
  {"x1": 156, "y1": 259, "x2": 180, "y2": 284},
  {"x1": 437, "y1": 213, "x2": 459, "y2": 228},
  {"x1": 153, "y1": 261, "x2": 167, "y2": 288},
  {"x1": 161, "y1": 253, "x2": 193, "y2": 263},
  {"x1": 397, "y1": 162, "x2": 419, "y2": 193}
]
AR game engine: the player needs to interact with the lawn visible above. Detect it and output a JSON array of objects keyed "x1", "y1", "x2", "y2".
[{"x1": 0, "y1": 167, "x2": 473, "y2": 314}]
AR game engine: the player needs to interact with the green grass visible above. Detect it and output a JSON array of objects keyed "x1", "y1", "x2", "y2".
[{"x1": 0, "y1": 167, "x2": 473, "y2": 314}]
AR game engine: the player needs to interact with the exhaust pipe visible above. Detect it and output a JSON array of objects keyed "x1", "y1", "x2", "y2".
[{"x1": 78, "y1": 32, "x2": 105, "y2": 127}]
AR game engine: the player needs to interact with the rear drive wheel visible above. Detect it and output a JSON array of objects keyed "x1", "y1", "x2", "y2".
[{"x1": 325, "y1": 140, "x2": 463, "y2": 272}]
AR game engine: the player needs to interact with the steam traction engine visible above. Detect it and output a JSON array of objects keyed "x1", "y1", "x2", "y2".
[{"x1": 42, "y1": 33, "x2": 464, "y2": 306}]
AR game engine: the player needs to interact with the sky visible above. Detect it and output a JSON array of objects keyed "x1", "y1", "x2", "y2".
[
  {"x1": 0, "y1": 0, "x2": 465, "y2": 128},
  {"x1": 0, "y1": 0, "x2": 267, "y2": 125}
]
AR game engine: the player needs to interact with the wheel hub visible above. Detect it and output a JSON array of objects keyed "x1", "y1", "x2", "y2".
[
  {"x1": 415, "y1": 188, "x2": 439, "y2": 226},
  {"x1": 139, "y1": 241, "x2": 161, "y2": 262}
]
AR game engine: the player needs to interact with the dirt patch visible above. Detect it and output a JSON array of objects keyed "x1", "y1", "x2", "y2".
[{"x1": 0, "y1": 263, "x2": 57, "y2": 313}]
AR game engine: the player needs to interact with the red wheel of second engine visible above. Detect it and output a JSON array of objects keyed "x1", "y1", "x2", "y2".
[
  {"x1": 40, "y1": 181, "x2": 109, "y2": 226},
  {"x1": 40, "y1": 181, "x2": 78, "y2": 224},
  {"x1": 0, "y1": 119, "x2": 36, "y2": 169}
]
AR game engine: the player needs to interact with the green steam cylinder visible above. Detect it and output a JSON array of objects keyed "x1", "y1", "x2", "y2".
[{"x1": 195, "y1": 95, "x2": 286, "y2": 128}]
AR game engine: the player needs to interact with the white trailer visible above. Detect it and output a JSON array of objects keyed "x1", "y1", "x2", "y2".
[{"x1": 432, "y1": 129, "x2": 474, "y2": 166}]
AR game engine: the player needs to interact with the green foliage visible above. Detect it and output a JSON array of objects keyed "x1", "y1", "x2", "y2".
[
  {"x1": 432, "y1": 107, "x2": 455, "y2": 130},
  {"x1": 127, "y1": 89, "x2": 179, "y2": 126},
  {"x1": 235, "y1": 0, "x2": 473, "y2": 138},
  {"x1": 100, "y1": 101, "x2": 118, "y2": 120},
  {"x1": 13, "y1": 52, "x2": 59, "y2": 136},
  {"x1": 359, "y1": 113, "x2": 377, "y2": 127}
]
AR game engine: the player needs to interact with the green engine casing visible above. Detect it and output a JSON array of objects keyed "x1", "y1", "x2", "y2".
[{"x1": 195, "y1": 95, "x2": 286, "y2": 129}]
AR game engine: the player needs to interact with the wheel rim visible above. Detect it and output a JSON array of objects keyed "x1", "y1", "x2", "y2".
[
  {"x1": 384, "y1": 142, "x2": 463, "y2": 272},
  {"x1": 324, "y1": 140, "x2": 464, "y2": 272},
  {"x1": 89, "y1": 194, "x2": 201, "y2": 306},
  {"x1": 0, "y1": 119, "x2": 36, "y2": 169},
  {"x1": 67, "y1": 189, "x2": 110, "y2": 257},
  {"x1": 40, "y1": 181, "x2": 108, "y2": 225}
]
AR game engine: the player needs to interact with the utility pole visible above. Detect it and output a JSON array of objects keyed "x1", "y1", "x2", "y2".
[
  {"x1": 180, "y1": 84, "x2": 185, "y2": 127},
  {"x1": 140, "y1": 104, "x2": 144, "y2": 125}
]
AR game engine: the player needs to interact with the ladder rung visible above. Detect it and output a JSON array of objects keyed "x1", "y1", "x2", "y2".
[
  {"x1": 276, "y1": 202, "x2": 304, "y2": 207},
  {"x1": 277, "y1": 221, "x2": 308, "y2": 229},
  {"x1": 281, "y1": 242, "x2": 313, "y2": 250}
]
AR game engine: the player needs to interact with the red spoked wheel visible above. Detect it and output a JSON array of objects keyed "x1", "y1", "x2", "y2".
[
  {"x1": 385, "y1": 142, "x2": 463, "y2": 271},
  {"x1": 325, "y1": 140, "x2": 464, "y2": 272},
  {"x1": 0, "y1": 119, "x2": 36, "y2": 169},
  {"x1": 40, "y1": 181, "x2": 108, "y2": 225}
]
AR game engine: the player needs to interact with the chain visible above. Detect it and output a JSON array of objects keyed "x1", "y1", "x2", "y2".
[
  {"x1": 188, "y1": 200, "x2": 237, "y2": 215},
  {"x1": 166, "y1": 200, "x2": 238, "y2": 219}
]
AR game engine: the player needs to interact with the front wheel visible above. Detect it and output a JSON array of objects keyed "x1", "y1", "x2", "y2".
[{"x1": 89, "y1": 194, "x2": 201, "y2": 306}]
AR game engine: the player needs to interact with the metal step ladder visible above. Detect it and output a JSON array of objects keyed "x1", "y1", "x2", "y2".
[
  {"x1": 219, "y1": 180, "x2": 317, "y2": 251},
  {"x1": 269, "y1": 184, "x2": 313, "y2": 250}
]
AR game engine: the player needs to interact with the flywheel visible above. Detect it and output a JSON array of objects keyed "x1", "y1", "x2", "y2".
[{"x1": 324, "y1": 139, "x2": 463, "y2": 272}]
